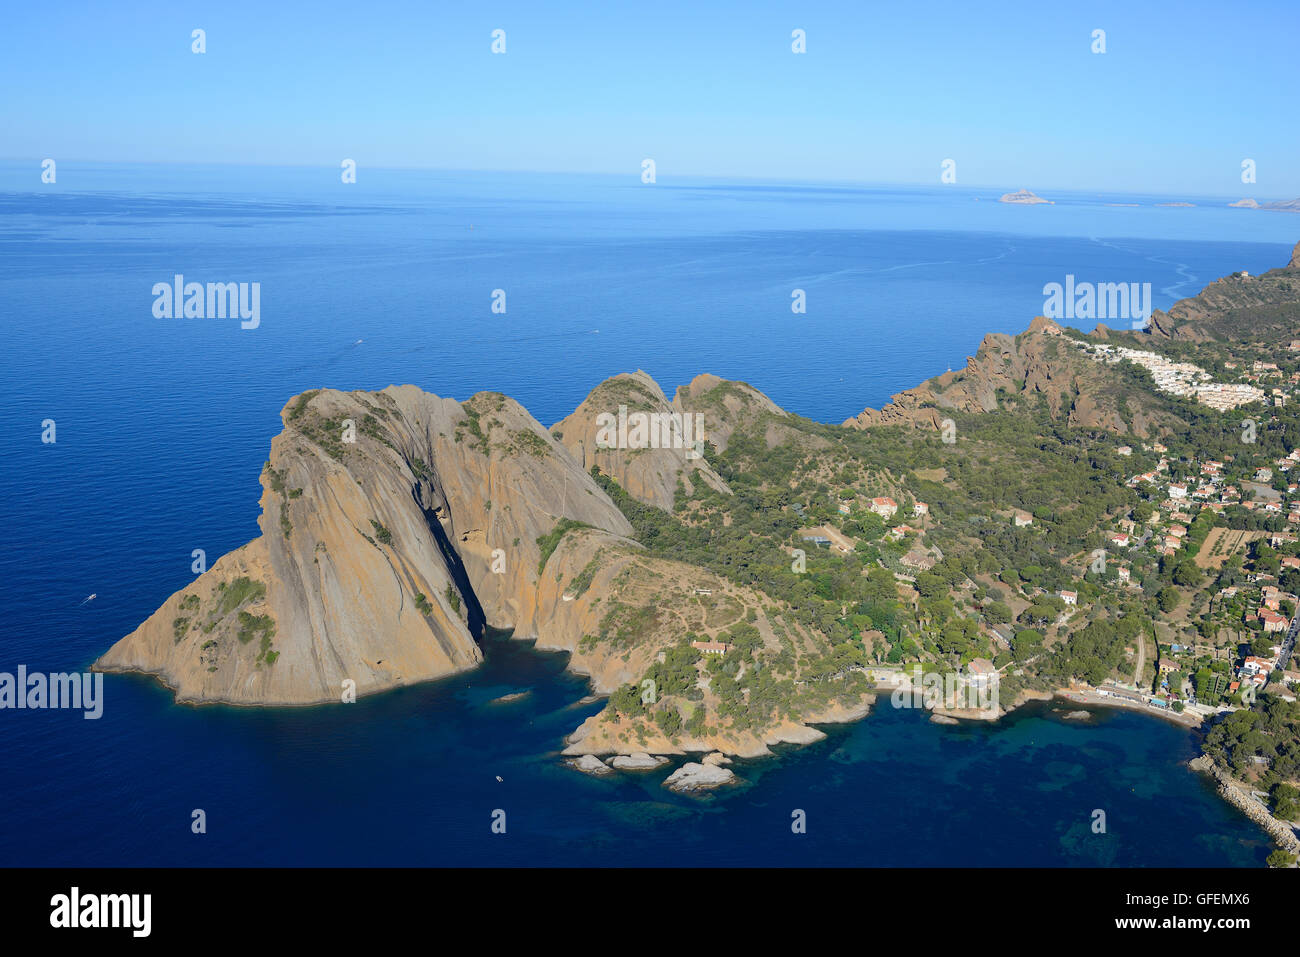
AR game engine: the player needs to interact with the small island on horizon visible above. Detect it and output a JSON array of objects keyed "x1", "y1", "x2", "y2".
[{"x1": 999, "y1": 188, "x2": 1053, "y2": 205}]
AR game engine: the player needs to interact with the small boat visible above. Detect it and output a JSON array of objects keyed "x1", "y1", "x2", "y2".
[
  {"x1": 495, "y1": 775, "x2": 503, "y2": 783},
  {"x1": 80, "y1": 593, "x2": 96, "y2": 604}
]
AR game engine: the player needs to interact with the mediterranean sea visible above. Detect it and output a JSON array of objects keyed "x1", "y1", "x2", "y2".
[{"x1": 2, "y1": 162, "x2": 1293, "y2": 865}]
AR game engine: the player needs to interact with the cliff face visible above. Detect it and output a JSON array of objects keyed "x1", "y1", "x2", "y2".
[
  {"x1": 96, "y1": 386, "x2": 633, "y2": 704},
  {"x1": 102, "y1": 241, "x2": 1300, "y2": 744},
  {"x1": 843, "y1": 242, "x2": 1300, "y2": 436},
  {"x1": 99, "y1": 374, "x2": 876, "y2": 755},
  {"x1": 551, "y1": 370, "x2": 731, "y2": 512},
  {"x1": 843, "y1": 317, "x2": 1162, "y2": 436},
  {"x1": 673, "y1": 373, "x2": 792, "y2": 454},
  {"x1": 1142, "y1": 241, "x2": 1300, "y2": 342}
]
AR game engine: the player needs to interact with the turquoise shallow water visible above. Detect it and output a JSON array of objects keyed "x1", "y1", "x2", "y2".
[{"x1": 0, "y1": 164, "x2": 1290, "y2": 865}]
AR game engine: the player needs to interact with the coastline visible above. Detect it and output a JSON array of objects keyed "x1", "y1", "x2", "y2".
[
  {"x1": 1053, "y1": 688, "x2": 1203, "y2": 729},
  {"x1": 1188, "y1": 755, "x2": 1300, "y2": 858}
]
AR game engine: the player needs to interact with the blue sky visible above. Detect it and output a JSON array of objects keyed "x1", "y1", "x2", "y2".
[{"x1": 3, "y1": 0, "x2": 1297, "y2": 196}]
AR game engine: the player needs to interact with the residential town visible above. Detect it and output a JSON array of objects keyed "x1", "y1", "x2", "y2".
[
  {"x1": 1073, "y1": 341, "x2": 1272, "y2": 411},
  {"x1": 791, "y1": 425, "x2": 1300, "y2": 727}
]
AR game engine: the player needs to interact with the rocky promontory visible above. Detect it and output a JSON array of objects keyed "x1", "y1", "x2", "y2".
[
  {"x1": 1189, "y1": 755, "x2": 1300, "y2": 855},
  {"x1": 98, "y1": 374, "x2": 876, "y2": 758},
  {"x1": 96, "y1": 385, "x2": 634, "y2": 705},
  {"x1": 842, "y1": 315, "x2": 1169, "y2": 437}
]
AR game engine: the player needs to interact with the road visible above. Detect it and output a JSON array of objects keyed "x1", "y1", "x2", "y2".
[{"x1": 1268, "y1": 611, "x2": 1298, "y2": 688}]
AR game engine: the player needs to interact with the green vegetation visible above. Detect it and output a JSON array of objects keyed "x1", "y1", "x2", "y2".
[
  {"x1": 287, "y1": 390, "x2": 320, "y2": 421},
  {"x1": 507, "y1": 429, "x2": 550, "y2": 458},
  {"x1": 236, "y1": 610, "x2": 275, "y2": 645},
  {"x1": 1267, "y1": 849, "x2": 1296, "y2": 868},
  {"x1": 569, "y1": 553, "x2": 602, "y2": 598},
  {"x1": 536, "y1": 518, "x2": 591, "y2": 573},
  {"x1": 217, "y1": 577, "x2": 266, "y2": 617},
  {"x1": 1204, "y1": 696, "x2": 1300, "y2": 785}
]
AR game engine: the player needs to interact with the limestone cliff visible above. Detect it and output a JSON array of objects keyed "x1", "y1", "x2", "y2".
[
  {"x1": 1141, "y1": 240, "x2": 1300, "y2": 342},
  {"x1": 843, "y1": 316, "x2": 1167, "y2": 436},
  {"x1": 96, "y1": 386, "x2": 633, "y2": 704},
  {"x1": 673, "y1": 373, "x2": 795, "y2": 454},
  {"x1": 550, "y1": 370, "x2": 731, "y2": 512}
]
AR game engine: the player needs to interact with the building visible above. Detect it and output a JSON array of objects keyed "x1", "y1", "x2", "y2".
[
  {"x1": 966, "y1": 658, "x2": 998, "y2": 687},
  {"x1": 900, "y1": 545, "x2": 937, "y2": 570},
  {"x1": 1060, "y1": 590, "x2": 1077, "y2": 605},
  {"x1": 869, "y1": 497, "x2": 898, "y2": 519},
  {"x1": 691, "y1": 640, "x2": 731, "y2": 655},
  {"x1": 912, "y1": 501, "x2": 929, "y2": 517},
  {"x1": 1169, "y1": 483, "x2": 1188, "y2": 500},
  {"x1": 837, "y1": 501, "x2": 852, "y2": 515},
  {"x1": 1242, "y1": 655, "x2": 1274, "y2": 677},
  {"x1": 1013, "y1": 510, "x2": 1033, "y2": 527},
  {"x1": 1109, "y1": 532, "x2": 1130, "y2": 547},
  {"x1": 1258, "y1": 610, "x2": 1288, "y2": 633},
  {"x1": 986, "y1": 624, "x2": 1016, "y2": 649}
]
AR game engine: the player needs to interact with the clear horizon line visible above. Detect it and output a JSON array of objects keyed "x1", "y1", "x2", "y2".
[{"x1": 1, "y1": 156, "x2": 1295, "y2": 204}]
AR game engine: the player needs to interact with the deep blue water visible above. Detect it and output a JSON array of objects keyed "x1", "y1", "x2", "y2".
[{"x1": 1, "y1": 163, "x2": 1294, "y2": 865}]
